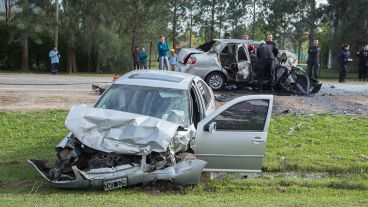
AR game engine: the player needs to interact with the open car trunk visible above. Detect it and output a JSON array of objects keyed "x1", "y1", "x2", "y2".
[{"x1": 28, "y1": 105, "x2": 206, "y2": 190}]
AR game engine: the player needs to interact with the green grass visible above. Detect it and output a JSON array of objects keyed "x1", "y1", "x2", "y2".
[{"x1": 0, "y1": 111, "x2": 367, "y2": 206}]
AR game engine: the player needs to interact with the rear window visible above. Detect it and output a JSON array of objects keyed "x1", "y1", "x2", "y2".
[{"x1": 197, "y1": 40, "x2": 221, "y2": 52}]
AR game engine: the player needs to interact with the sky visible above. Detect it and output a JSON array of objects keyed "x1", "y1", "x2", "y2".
[{"x1": 317, "y1": 0, "x2": 328, "y2": 7}]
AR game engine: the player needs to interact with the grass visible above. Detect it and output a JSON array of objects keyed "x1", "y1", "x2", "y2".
[{"x1": 0, "y1": 110, "x2": 367, "y2": 206}]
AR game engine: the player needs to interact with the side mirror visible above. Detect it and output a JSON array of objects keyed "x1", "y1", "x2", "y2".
[{"x1": 205, "y1": 122, "x2": 217, "y2": 133}]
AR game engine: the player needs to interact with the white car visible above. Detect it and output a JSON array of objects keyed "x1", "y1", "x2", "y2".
[{"x1": 29, "y1": 70, "x2": 273, "y2": 190}]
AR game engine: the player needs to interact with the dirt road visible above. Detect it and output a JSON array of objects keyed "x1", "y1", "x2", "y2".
[{"x1": 0, "y1": 74, "x2": 367, "y2": 115}]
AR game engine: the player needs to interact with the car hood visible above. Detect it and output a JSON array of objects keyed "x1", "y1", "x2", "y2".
[{"x1": 65, "y1": 105, "x2": 180, "y2": 155}]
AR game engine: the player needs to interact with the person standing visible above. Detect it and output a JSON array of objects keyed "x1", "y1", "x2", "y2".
[
  {"x1": 139, "y1": 47, "x2": 148, "y2": 69},
  {"x1": 49, "y1": 46, "x2": 60, "y2": 74},
  {"x1": 307, "y1": 39, "x2": 321, "y2": 79},
  {"x1": 257, "y1": 41, "x2": 276, "y2": 92},
  {"x1": 224, "y1": 32, "x2": 232, "y2": 39},
  {"x1": 168, "y1": 49, "x2": 177, "y2": 71},
  {"x1": 339, "y1": 44, "x2": 353, "y2": 83},
  {"x1": 356, "y1": 44, "x2": 368, "y2": 81},
  {"x1": 265, "y1": 33, "x2": 279, "y2": 57},
  {"x1": 242, "y1": 34, "x2": 249, "y2": 40},
  {"x1": 157, "y1": 35, "x2": 170, "y2": 70},
  {"x1": 132, "y1": 46, "x2": 140, "y2": 70}
]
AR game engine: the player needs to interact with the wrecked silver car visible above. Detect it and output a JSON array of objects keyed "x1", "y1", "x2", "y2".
[
  {"x1": 29, "y1": 70, "x2": 273, "y2": 190},
  {"x1": 177, "y1": 39, "x2": 321, "y2": 94}
]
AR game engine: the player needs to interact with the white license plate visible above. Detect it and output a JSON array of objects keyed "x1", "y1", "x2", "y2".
[{"x1": 103, "y1": 177, "x2": 128, "y2": 191}]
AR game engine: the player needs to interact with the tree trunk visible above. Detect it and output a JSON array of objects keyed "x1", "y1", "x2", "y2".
[
  {"x1": 21, "y1": 34, "x2": 29, "y2": 71},
  {"x1": 189, "y1": 8, "x2": 192, "y2": 47},
  {"x1": 172, "y1": 0, "x2": 177, "y2": 49},
  {"x1": 130, "y1": 4, "x2": 138, "y2": 69},
  {"x1": 210, "y1": 0, "x2": 216, "y2": 39},
  {"x1": 308, "y1": 0, "x2": 316, "y2": 46},
  {"x1": 21, "y1": 0, "x2": 29, "y2": 71},
  {"x1": 67, "y1": 31, "x2": 78, "y2": 73},
  {"x1": 252, "y1": 0, "x2": 256, "y2": 39},
  {"x1": 5, "y1": 0, "x2": 10, "y2": 21}
]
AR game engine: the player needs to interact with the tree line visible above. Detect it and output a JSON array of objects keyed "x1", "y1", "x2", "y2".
[{"x1": 0, "y1": 0, "x2": 367, "y2": 73}]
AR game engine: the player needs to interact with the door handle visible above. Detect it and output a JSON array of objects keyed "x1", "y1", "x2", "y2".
[{"x1": 252, "y1": 137, "x2": 265, "y2": 144}]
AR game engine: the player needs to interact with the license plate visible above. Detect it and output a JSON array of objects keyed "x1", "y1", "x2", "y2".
[{"x1": 103, "y1": 177, "x2": 127, "y2": 191}]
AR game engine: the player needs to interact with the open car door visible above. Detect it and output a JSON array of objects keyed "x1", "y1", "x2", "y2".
[{"x1": 194, "y1": 95, "x2": 273, "y2": 172}]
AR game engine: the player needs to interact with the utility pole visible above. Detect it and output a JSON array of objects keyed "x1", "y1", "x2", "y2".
[{"x1": 55, "y1": 0, "x2": 59, "y2": 48}]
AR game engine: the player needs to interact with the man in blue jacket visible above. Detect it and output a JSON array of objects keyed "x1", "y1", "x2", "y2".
[
  {"x1": 157, "y1": 35, "x2": 169, "y2": 70},
  {"x1": 49, "y1": 46, "x2": 60, "y2": 74},
  {"x1": 139, "y1": 47, "x2": 148, "y2": 69}
]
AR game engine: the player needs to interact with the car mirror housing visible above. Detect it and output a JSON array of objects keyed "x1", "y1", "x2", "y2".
[{"x1": 205, "y1": 122, "x2": 217, "y2": 133}]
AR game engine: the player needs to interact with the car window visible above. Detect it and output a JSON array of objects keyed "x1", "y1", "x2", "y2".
[
  {"x1": 213, "y1": 99, "x2": 269, "y2": 131},
  {"x1": 196, "y1": 40, "x2": 220, "y2": 52},
  {"x1": 95, "y1": 84, "x2": 190, "y2": 127},
  {"x1": 196, "y1": 80, "x2": 212, "y2": 109},
  {"x1": 238, "y1": 46, "x2": 248, "y2": 61}
]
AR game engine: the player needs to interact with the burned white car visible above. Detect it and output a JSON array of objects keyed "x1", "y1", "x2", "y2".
[
  {"x1": 29, "y1": 70, "x2": 273, "y2": 190},
  {"x1": 177, "y1": 39, "x2": 321, "y2": 94}
]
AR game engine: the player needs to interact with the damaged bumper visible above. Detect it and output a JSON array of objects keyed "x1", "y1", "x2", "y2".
[{"x1": 28, "y1": 159, "x2": 207, "y2": 190}]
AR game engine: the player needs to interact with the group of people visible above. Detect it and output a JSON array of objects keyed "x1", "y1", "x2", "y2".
[
  {"x1": 337, "y1": 43, "x2": 368, "y2": 82},
  {"x1": 132, "y1": 47, "x2": 148, "y2": 69},
  {"x1": 156, "y1": 35, "x2": 177, "y2": 71},
  {"x1": 132, "y1": 35, "x2": 177, "y2": 71}
]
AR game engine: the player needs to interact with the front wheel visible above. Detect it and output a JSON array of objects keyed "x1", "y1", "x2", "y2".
[{"x1": 205, "y1": 72, "x2": 225, "y2": 91}]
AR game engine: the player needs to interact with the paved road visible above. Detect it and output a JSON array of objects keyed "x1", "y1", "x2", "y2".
[{"x1": 0, "y1": 74, "x2": 112, "y2": 90}]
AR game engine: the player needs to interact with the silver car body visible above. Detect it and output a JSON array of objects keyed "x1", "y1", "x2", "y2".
[
  {"x1": 29, "y1": 70, "x2": 273, "y2": 189},
  {"x1": 177, "y1": 39, "x2": 260, "y2": 89}
]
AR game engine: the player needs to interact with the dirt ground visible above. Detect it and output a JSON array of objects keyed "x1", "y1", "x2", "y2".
[{"x1": 0, "y1": 74, "x2": 367, "y2": 115}]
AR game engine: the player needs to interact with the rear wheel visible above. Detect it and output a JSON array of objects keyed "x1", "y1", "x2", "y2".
[{"x1": 205, "y1": 72, "x2": 225, "y2": 91}]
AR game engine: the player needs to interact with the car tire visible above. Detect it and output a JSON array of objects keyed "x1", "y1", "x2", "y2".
[
  {"x1": 177, "y1": 152, "x2": 197, "y2": 161},
  {"x1": 205, "y1": 72, "x2": 225, "y2": 91}
]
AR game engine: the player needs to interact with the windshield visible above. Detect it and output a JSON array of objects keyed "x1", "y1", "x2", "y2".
[{"x1": 95, "y1": 84, "x2": 190, "y2": 127}]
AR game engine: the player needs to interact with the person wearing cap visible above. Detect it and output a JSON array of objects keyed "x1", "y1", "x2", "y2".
[
  {"x1": 257, "y1": 40, "x2": 276, "y2": 92},
  {"x1": 168, "y1": 49, "x2": 177, "y2": 71}
]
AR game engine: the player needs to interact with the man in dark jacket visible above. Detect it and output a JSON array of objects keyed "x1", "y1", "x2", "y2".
[
  {"x1": 257, "y1": 41, "x2": 276, "y2": 92},
  {"x1": 307, "y1": 39, "x2": 321, "y2": 79},
  {"x1": 356, "y1": 44, "x2": 368, "y2": 81},
  {"x1": 339, "y1": 44, "x2": 353, "y2": 83},
  {"x1": 266, "y1": 33, "x2": 279, "y2": 57},
  {"x1": 132, "y1": 46, "x2": 140, "y2": 70}
]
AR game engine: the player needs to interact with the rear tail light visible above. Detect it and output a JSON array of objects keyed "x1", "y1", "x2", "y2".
[{"x1": 187, "y1": 56, "x2": 196, "y2": 64}]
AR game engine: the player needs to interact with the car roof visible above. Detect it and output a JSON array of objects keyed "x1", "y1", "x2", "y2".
[
  {"x1": 213, "y1": 39, "x2": 260, "y2": 46},
  {"x1": 114, "y1": 70, "x2": 195, "y2": 90}
]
